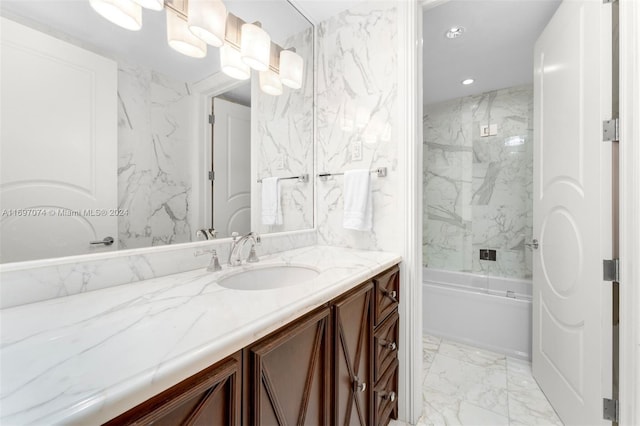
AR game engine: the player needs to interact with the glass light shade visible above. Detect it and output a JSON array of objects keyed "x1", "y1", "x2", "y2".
[
  {"x1": 259, "y1": 69, "x2": 283, "y2": 96},
  {"x1": 220, "y1": 44, "x2": 251, "y2": 80},
  {"x1": 132, "y1": 0, "x2": 163, "y2": 11},
  {"x1": 241, "y1": 23, "x2": 271, "y2": 71},
  {"x1": 279, "y1": 50, "x2": 304, "y2": 89},
  {"x1": 188, "y1": 0, "x2": 227, "y2": 47},
  {"x1": 167, "y1": 11, "x2": 207, "y2": 58},
  {"x1": 90, "y1": 0, "x2": 142, "y2": 31}
]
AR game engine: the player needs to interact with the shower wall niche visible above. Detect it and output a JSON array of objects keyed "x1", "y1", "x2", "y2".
[{"x1": 423, "y1": 85, "x2": 533, "y2": 279}]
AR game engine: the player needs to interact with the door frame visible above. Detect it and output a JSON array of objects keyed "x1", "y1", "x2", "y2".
[
  {"x1": 618, "y1": 0, "x2": 640, "y2": 424},
  {"x1": 192, "y1": 72, "x2": 249, "y2": 231},
  {"x1": 417, "y1": 0, "x2": 639, "y2": 424}
]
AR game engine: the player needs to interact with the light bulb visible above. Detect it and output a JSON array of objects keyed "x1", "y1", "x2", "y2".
[
  {"x1": 220, "y1": 44, "x2": 251, "y2": 80},
  {"x1": 259, "y1": 69, "x2": 283, "y2": 96},
  {"x1": 279, "y1": 50, "x2": 304, "y2": 89},
  {"x1": 167, "y1": 10, "x2": 207, "y2": 58},
  {"x1": 188, "y1": 0, "x2": 227, "y2": 47},
  {"x1": 241, "y1": 23, "x2": 270, "y2": 71},
  {"x1": 90, "y1": 0, "x2": 142, "y2": 31}
]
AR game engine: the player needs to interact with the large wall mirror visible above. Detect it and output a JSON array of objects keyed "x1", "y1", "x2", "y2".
[{"x1": 0, "y1": 0, "x2": 314, "y2": 264}]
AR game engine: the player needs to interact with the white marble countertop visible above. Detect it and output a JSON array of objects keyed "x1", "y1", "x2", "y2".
[{"x1": 0, "y1": 245, "x2": 401, "y2": 425}]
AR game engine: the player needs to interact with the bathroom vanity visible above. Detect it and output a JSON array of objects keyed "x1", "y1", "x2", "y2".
[
  {"x1": 106, "y1": 263, "x2": 399, "y2": 425},
  {"x1": 0, "y1": 246, "x2": 400, "y2": 425}
]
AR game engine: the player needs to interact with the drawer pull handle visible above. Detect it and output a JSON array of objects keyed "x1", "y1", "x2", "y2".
[
  {"x1": 353, "y1": 377, "x2": 367, "y2": 393},
  {"x1": 378, "y1": 339, "x2": 397, "y2": 351},
  {"x1": 381, "y1": 391, "x2": 396, "y2": 402},
  {"x1": 382, "y1": 289, "x2": 398, "y2": 303}
]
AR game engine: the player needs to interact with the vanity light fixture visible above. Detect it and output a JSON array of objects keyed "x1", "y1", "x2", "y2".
[
  {"x1": 167, "y1": 9, "x2": 207, "y2": 58},
  {"x1": 220, "y1": 13, "x2": 250, "y2": 80},
  {"x1": 132, "y1": 0, "x2": 163, "y2": 11},
  {"x1": 279, "y1": 49, "x2": 304, "y2": 89},
  {"x1": 89, "y1": 0, "x2": 142, "y2": 31},
  {"x1": 260, "y1": 69, "x2": 283, "y2": 96},
  {"x1": 90, "y1": 0, "x2": 304, "y2": 94},
  {"x1": 241, "y1": 22, "x2": 271, "y2": 71},
  {"x1": 462, "y1": 78, "x2": 475, "y2": 85},
  {"x1": 188, "y1": 0, "x2": 227, "y2": 47},
  {"x1": 259, "y1": 43, "x2": 283, "y2": 96},
  {"x1": 221, "y1": 44, "x2": 251, "y2": 80}
]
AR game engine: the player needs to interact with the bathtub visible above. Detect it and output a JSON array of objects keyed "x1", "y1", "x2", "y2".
[{"x1": 422, "y1": 268, "x2": 532, "y2": 360}]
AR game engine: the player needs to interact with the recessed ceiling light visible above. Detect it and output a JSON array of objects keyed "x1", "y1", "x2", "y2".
[
  {"x1": 446, "y1": 26, "x2": 465, "y2": 39},
  {"x1": 462, "y1": 78, "x2": 474, "y2": 85}
]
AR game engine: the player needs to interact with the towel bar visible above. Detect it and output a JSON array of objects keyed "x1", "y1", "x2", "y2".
[
  {"x1": 317, "y1": 167, "x2": 387, "y2": 181},
  {"x1": 257, "y1": 174, "x2": 309, "y2": 183}
]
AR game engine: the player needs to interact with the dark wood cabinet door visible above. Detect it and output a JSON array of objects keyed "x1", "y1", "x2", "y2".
[
  {"x1": 333, "y1": 282, "x2": 373, "y2": 426},
  {"x1": 245, "y1": 306, "x2": 331, "y2": 426},
  {"x1": 104, "y1": 352, "x2": 242, "y2": 426}
]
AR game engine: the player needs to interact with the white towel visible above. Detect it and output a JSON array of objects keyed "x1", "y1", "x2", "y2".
[
  {"x1": 261, "y1": 177, "x2": 283, "y2": 225},
  {"x1": 343, "y1": 169, "x2": 372, "y2": 231}
]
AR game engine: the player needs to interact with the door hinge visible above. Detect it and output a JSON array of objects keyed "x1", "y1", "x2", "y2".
[
  {"x1": 603, "y1": 259, "x2": 620, "y2": 282},
  {"x1": 603, "y1": 118, "x2": 619, "y2": 142},
  {"x1": 603, "y1": 398, "x2": 619, "y2": 422},
  {"x1": 209, "y1": 114, "x2": 215, "y2": 125},
  {"x1": 208, "y1": 171, "x2": 215, "y2": 181}
]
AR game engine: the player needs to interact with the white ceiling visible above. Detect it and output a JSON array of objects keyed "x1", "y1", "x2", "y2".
[{"x1": 423, "y1": 0, "x2": 561, "y2": 105}]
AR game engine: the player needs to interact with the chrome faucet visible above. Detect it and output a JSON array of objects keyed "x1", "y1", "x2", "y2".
[
  {"x1": 196, "y1": 228, "x2": 217, "y2": 240},
  {"x1": 194, "y1": 248, "x2": 222, "y2": 272},
  {"x1": 228, "y1": 232, "x2": 261, "y2": 266}
]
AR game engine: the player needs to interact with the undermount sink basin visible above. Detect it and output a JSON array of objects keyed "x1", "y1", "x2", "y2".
[{"x1": 217, "y1": 265, "x2": 320, "y2": 290}]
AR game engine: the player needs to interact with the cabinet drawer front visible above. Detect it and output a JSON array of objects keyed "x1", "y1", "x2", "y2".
[
  {"x1": 374, "y1": 311, "x2": 399, "y2": 384},
  {"x1": 373, "y1": 358, "x2": 398, "y2": 426},
  {"x1": 374, "y1": 266, "x2": 399, "y2": 326}
]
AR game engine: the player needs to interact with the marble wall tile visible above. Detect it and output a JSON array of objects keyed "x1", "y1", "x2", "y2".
[
  {"x1": 424, "y1": 85, "x2": 533, "y2": 279},
  {"x1": 316, "y1": 2, "x2": 399, "y2": 252},
  {"x1": 0, "y1": 230, "x2": 317, "y2": 309},
  {"x1": 117, "y1": 63, "x2": 198, "y2": 250},
  {"x1": 253, "y1": 28, "x2": 315, "y2": 235}
]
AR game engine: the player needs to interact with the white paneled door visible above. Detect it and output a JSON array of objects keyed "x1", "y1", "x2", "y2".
[
  {"x1": 0, "y1": 18, "x2": 118, "y2": 263},
  {"x1": 212, "y1": 97, "x2": 251, "y2": 236},
  {"x1": 532, "y1": 1, "x2": 613, "y2": 425}
]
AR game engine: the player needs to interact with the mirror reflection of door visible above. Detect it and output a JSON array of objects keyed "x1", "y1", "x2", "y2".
[
  {"x1": 211, "y1": 96, "x2": 251, "y2": 237},
  {"x1": 0, "y1": 17, "x2": 118, "y2": 263}
]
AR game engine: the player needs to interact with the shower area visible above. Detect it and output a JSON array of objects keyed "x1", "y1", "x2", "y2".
[
  {"x1": 419, "y1": 0, "x2": 561, "y2": 360},
  {"x1": 422, "y1": 85, "x2": 534, "y2": 359}
]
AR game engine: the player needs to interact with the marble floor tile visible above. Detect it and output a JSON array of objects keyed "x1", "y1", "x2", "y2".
[
  {"x1": 424, "y1": 353, "x2": 508, "y2": 416},
  {"x1": 437, "y1": 339, "x2": 506, "y2": 368},
  {"x1": 421, "y1": 387, "x2": 510, "y2": 426},
  {"x1": 415, "y1": 335, "x2": 564, "y2": 426},
  {"x1": 506, "y1": 358, "x2": 563, "y2": 425},
  {"x1": 423, "y1": 334, "x2": 441, "y2": 383}
]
